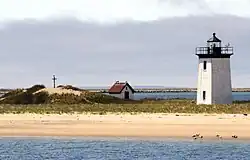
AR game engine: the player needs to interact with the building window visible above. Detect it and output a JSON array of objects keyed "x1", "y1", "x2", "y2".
[
  {"x1": 203, "y1": 61, "x2": 207, "y2": 70},
  {"x1": 203, "y1": 91, "x2": 206, "y2": 100}
]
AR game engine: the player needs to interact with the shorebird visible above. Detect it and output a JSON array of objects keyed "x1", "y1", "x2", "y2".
[
  {"x1": 216, "y1": 135, "x2": 222, "y2": 139},
  {"x1": 232, "y1": 135, "x2": 238, "y2": 139},
  {"x1": 192, "y1": 133, "x2": 200, "y2": 137},
  {"x1": 192, "y1": 133, "x2": 203, "y2": 140}
]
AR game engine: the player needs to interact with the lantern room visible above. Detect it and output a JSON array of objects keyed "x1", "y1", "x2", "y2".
[
  {"x1": 207, "y1": 33, "x2": 221, "y2": 48},
  {"x1": 195, "y1": 33, "x2": 234, "y2": 58}
]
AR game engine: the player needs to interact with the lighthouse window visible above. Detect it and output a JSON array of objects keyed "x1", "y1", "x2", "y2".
[
  {"x1": 203, "y1": 91, "x2": 206, "y2": 100},
  {"x1": 203, "y1": 61, "x2": 207, "y2": 70}
]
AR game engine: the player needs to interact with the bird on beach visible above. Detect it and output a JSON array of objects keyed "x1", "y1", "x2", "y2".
[
  {"x1": 192, "y1": 133, "x2": 200, "y2": 137},
  {"x1": 192, "y1": 133, "x2": 203, "y2": 140},
  {"x1": 232, "y1": 135, "x2": 238, "y2": 139},
  {"x1": 216, "y1": 134, "x2": 222, "y2": 139}
]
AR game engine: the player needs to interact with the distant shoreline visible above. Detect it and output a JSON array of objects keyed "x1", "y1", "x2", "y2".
[{"x1": 96, "y1": 88, "x2": 250, "y2": 93}]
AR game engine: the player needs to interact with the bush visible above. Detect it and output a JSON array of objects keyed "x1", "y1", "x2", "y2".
[
  {"x1": 0, "y1": 84, "x2": 47, "y2": 104},
  {"x1": 33, "y1": 92, "x2": 49, "y2": 104},
  {"x1": 47, "y1": 93, "x2": 90, "y2": 104},
  {"x1": 27, "y1": 84, "x2": 46, "y2": 93},
  {"x1": 1, "y1": 92, "x2": 33, "y2": 104},
  {"x1": 1, "y1": 89, "x2": 24, "y2": 98},
  {"x1": 84, "y1": 92, "x2": 128, "y2": 104}
]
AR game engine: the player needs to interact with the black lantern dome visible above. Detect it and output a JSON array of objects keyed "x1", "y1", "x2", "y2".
[
  {"x1": 207, "y1": 33, "x2": 221, "y2": 42},
  {"x1": 196, "y1": 33, "x2": 233, "y2": 58}
]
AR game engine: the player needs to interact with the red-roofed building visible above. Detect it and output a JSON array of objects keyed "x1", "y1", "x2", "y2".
[{"x1": 108, "y1": 81, "x2": 135, "y2": 100}]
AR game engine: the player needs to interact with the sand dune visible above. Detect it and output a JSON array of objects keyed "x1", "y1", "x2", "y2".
[
  {"x1": 34, "y1": 87, "x2": 82, "y2": 95},
  {"x1": 0, "y1": 113, "x2": 249, "y2": 140}
]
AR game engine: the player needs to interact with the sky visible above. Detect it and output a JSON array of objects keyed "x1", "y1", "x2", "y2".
[
  {"x1": 0, "y1": 0, "x2": 250, "y2": 88},
  {"x1": 0, "y1": 0, "x2": 250, "y2": 22}
]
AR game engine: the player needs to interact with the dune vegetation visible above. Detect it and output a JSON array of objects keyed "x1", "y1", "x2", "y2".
[
  {"x1": 0, "y1": 99, "x2": 249, "y2": 114},
  {"x1": 0, "y1": 84, "x2": 127, "y2": 105},
  {"x1": 0, "y1": 84, "x2": 250, "y2": 114}
]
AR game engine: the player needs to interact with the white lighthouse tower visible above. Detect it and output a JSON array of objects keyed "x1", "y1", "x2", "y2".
[{"x1": 196, "y1": 33, "x2": 234, "y2": 105}]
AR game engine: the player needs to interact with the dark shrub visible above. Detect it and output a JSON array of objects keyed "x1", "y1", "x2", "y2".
[
  {"x1": 1, "y1": 89, "x2": 23, "y2": 98},
  {"x1": 33, "y1": 91, "x2": 49, "y2": 104},
  {"x1": 27, "y1": 84, "x2": 46, "y2": 93},
  {"x1": 1, "y1": 91, "x2": 33, "y2": 104}
]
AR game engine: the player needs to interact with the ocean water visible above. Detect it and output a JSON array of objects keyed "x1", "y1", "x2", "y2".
[
  {"x1": 134, "y1": 92, "x2": 250, "y2": 101},
  {"x1": 0, "y1": 137, "x2": 249, "y2": 160}
]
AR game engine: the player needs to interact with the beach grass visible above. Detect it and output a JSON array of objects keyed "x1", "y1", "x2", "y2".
[
  {"x1": 1, "y1": 84, "x2": 250, "y2": 114},
  {"x1": 0, "y1": 99, "x2": 250, "y2": 114}
]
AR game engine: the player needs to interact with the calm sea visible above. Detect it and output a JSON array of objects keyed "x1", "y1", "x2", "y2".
[
  {"x1": 0, "y1": 137, "x2": 249, "y2": 160},
  {"x1": 134, "y1": 92, "x2": 250, "y2": 101}
]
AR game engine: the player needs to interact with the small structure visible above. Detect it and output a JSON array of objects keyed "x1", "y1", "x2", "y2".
[
  {"x1": 108, "y1": 81, "x2": 135, "y2": 100},
  {"x1": 195, "y1": 33, "x2": 234, "y2": 104},
  {"x1": 52, "y1": 75, "x2": 57, "y2": 88}
]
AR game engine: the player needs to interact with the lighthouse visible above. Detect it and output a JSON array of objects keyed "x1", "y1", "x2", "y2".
[{"x1": 195, "y1": 33, "x2": 234, "y2": 104}]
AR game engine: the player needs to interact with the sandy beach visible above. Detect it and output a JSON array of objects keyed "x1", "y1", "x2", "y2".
[{"x1": 0, "y1": 113, "x2": 249, "y2": 140}]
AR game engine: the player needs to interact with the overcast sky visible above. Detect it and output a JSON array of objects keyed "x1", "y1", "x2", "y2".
[
  {"x1": 0, "y1": 0, "x2": 250, "y2": 88},
  {"x1": 1, "y1": 0, "x2": 250, "y2": 22}
]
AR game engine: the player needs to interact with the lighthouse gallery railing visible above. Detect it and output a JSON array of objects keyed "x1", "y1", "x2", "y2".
[{"x1": 195, "y1": 47, "x2": 234, "y2": 55}]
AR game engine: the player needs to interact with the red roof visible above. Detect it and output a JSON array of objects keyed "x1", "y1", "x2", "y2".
[{"x1": 108, "y1": 81, "x2": 135, "y2": 94}]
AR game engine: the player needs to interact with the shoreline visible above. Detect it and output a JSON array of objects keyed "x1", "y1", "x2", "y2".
[{"x1": 0, "y1": 113, "x2": 250, "y2": 140}]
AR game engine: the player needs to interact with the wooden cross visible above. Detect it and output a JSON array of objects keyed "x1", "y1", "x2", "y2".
[{"x1": 52, "y1": 75, "x2": 57, "y2": 88}]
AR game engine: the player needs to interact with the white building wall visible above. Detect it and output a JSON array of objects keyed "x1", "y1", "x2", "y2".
[
  {"x1": 197, "y1": 58, "x2": 232, "y2": 104},
  {"x1": 197, "y1": 58, "x2": 212, "y2": 104}
]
